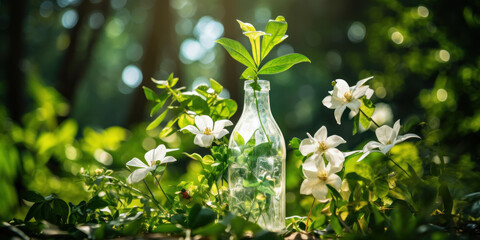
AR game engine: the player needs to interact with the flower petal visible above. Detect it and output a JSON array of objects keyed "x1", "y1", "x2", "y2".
[
  {"x1": 362, "y1": 141, "x2": 383, "y2": 152},
  {"x1": 127, "y1": 168, "x2": 151, "y2": 184},
  {"x1": 325, "y1": 135, "x2": 346, "y2": 148},
  {"x1": 346, "y1": 99, "x2": 362, "y2": 115},
  {"x1": 380, "y1": 143, "x2": 395, "y2": 154},
  {"x1": 332, "y1": 79, "x2": 350, "y2": 99},
  {"x1": 326, "y1": 173, "x2": 342, "y2": 191},
  {"x1": 357, "y1": 150, "x2": 381, "y2": 162},
  {"x1": 324, "y1": 148, "x2": 345, "y2": 166},
  {"x1": 153, "y1": 144, "x2": 167, "y2": 162},
  {"x1": 144, "y1": 149, "x2": 155, "y2": 166},
  {"x1": 396, "y1": 133, "x2": 421, "y2": 143},
  {"x1": 303, "y1": 154, "x2": 325, "y2": 172},
  {"x1": 126, "y1": 157, "x2": 148, "y2": 168},
  {"x1": 160, "y1": 156, "x2": 177, "y2": 164},
  {"x1": 213, "y1": 129, "x2": 229, "y2": 139},
  {"x1": 391, "y1": 120, "x2": 401, "y2": 143},
  {"x1": 299, "y1": 138, "x2": 318, "y2": 156},
  {"x1": 193, "y1": 134, "x2": 214, "y2": 148},
  {"x1": 326, "y1": 161, "x2": 343, "y2": 174},
  {"x1": 352, "y1": 85, "x2": 369, "y2": 99},
  {"x1": 365, "y1": 87, "x2": 374, "y2": 99},
  {"x1": 180, "y1": 125, "x2": 201, "y2": 135},
  {"x1": 322, "y1": 96, "x2": 342, "y2": 109},
  {"x1": 375, "y1": 125, "x2": 393, "y2": 145},
  {"x1": 334, "y1": 105, "x2": 347, "y2": 125},
  {"x1": 300, "y1": 178, "x2": 319, "y2": 195},
  {"x1": 312, "y1": 184, "x2": 329, "y2": 201},
  {"x1": 355, "y1": 76, "x2": 374, "y2": 89},
  {"x1": 213, "y1": 119, "x2": 233, "y2": 132},
  {"x1": 195, "y1": 115, "x2": 213, "y2": 133},
  {"x1": 313, "y1": 126, "x2": 327, "y2": 141}
]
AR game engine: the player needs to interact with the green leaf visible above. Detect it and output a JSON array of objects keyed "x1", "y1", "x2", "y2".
[
  {"x1": 202, "y1": 155, "x2": 215, "y2": 165},
  {"x1": 253, "y1": 230, "x2": 282, "y2": 240},
  {"x1": 22, "y1": 191, "x2": 45, "y2": 203},
  {"x1": 353, "y1": 114, "x2": 359, "y2": 135},
  {"x1": 261, "y1": 17, "x2": 288, "y2": 60},
  {"x1": 146, "y1": 109, "x2": 168, "y2": 131},
  {"x1": 213, "y1": 99, "x2": 237, "y2": 119},
  {"x1": 249, "y1": 81, "x2": 261, "y2": 91},
  {"x1": 178, "y1": 113, "x2": 195, "y2": 129},
  {"x1": 230, "y1": 216, "x2": 261, "y2": 237},
  {"x1": 233, "y1": 132, "x2": 245, "y2": 146},
  {"x1": 373, "y1": 179, "x2": 389, "y2": 198},
  {"x1": 289, "y1": 137, "x2": 301, "y2": 149},
  {"x1": 183, "y1": 153, "x2": 203, "y2": 162},
  {"x1": 209, "y1": 78, "x2": 223, "y2": 94},
  {"x1": 216, "y1": 38, "x2": 256, "y2": 70},
  {"x1": 86, "y1": 196, "x2": 109, "y2": 210},
  {"x1": 193, "y1": 222, "x2": 226, "y2": 235},
  {"x1": 359, "y1": 97, "x2": 375, "y2": 129},
  {"x1": 143, "y1": 86, "x2": 157, "y2": 101},
  {"x1": 439, "y1": 184, "x2": 453, "y2": 215},
  {"x1": 25, "y1": 202, "x2": 43, "y2": 222},
  {"x1": 167, "y1": 74, "x2": 179, "y2": 87},
  {"x1": 258, "y1": 53, "x2": 310, "y2": 75},
  {"x1": 327, "y1": 184, "x2": 342, "y2": 200},
  {"x1": 240, "y1": 67, "x2": 257, "y2": 80},
  {"x1": 159, "y1": 126, "x2": 174, "y2": 138},
  {"x1": 52, "y1": 198, "x2": 70, "y2": 223},
  {"x1": 329, "y1": 215, "x2": 342, "y2": 235},
  {"x1": 188, "y1": 204, "x2": 216, "y2": 229}
]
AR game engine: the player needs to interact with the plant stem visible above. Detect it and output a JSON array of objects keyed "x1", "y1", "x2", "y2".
[
  {"x1": 359, "y1": 109, "x2": 380, "y2": 128},
  {"x1": 388, "y1": 157, "x2": 410, "y2": 177},
  {"x1": 305, "y1": 198, "x2": 315, "y2": 232},
  {"x1": 143, "y1": 179, "x2": 167, "y2": 214},
  {"x1": 253, "y1": 86, "x2": 271, "y2": 142},
  {"x1": 154, "y1": 174, "x2": 172, "y2": 205},
  {"x1": 215, "y1": 179, "x2": 223, "y2": 205}
]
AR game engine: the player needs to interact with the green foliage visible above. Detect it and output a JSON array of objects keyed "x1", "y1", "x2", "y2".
[{"x1": 217, "y1": 16, "x2": 310, "y2": 81}]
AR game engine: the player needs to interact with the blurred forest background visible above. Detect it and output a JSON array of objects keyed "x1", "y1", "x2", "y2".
[{"x1": 1, "y1": 0, "x2": 479, "y2": 220}]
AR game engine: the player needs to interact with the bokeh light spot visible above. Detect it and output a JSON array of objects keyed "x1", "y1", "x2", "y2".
[
  {"x1": 417, "y1": 6, "x2": 429, "y2": 18},
  {"x1": 180, "y1": 38, "x2": 205, "y2": 62},
  {"x1": 438, "y1": 50, "x2": 450, "y2": 62},
  {"x1": 277, "y1": 44, "x2": 294, "y2": 56},
  {"x1": 89, "y1": 12, "x2": 105, "y2": 29},
  {"x1": 347, "y1": 21, "x2": 366, "y2": 43},
  {"x1": 122, "y1": 65, "x2": 143, "y2": 88},
  {"x1": 437, "y1": 88, "x2": 448, "y2": 102},
  {"x1": 61, "y1": 9, "x2": 78, "y2": 29},
  {"x1": 126, "y1": 43, "x2": 143, "y2": 61},
  {"x1": 391, "y1": 31, "x2": 404, "y2": 44},
  {"x1": 375, "y1": 86, "x2": 387, "y2": 99},
  {"x1": 194, "y1": 16, "x2": 224, "y2": 49},
  {"x1": 110, "y1": 0, "x2": 127, "y2": 10},
  {"x1": 325, "y1": 51, "x2": 342, "y2": 71},
  {"x1": 106, "y1": 18, "x2": 125, "y2": 38},
  {"x1": 255, "y1": 8, "x2": 271, "y2": 23},
  {"x1": 40, "y1": 1, "x2": 54, "y2": 18},
  {"x1": 57, "y1": 33, "x2": 70, "y2": 50}
]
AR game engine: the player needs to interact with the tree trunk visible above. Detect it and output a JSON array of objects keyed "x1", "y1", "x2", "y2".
[
  {"x1": 126, "y1": 0, "x2": 175, "y2": 126},
  {"x1": 221, "y1": 0, "x2": 241, "y2": 118},
  {"x1": 5, "y1": 0, "x2": 27, "y2": 123}
]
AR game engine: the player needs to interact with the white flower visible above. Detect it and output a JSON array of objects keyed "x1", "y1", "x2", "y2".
[
  {"x1": 300, "y1": 154, "x2": 342, "y2": 202},
  {"x1": 299, "y1": 126, "x2": 346, "y2": 166},
  {"x1": 357, "y1": 120, "x2": 421, "y2": 162},
  {"x1": 126, "y1": 144, "x2": 178, "y2": 184},
  {"x1": 322, "y1": 76, "x2": 374, "y2": 124},
  {"x1": 180, "y1": 115, "x2": 233, "y2": 148}
]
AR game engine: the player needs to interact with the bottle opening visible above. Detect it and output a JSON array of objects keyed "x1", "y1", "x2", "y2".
[{"x1": 244, "y1": 80, "x2": 270, "y2": 91}]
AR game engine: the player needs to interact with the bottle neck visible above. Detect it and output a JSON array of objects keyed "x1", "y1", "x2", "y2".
[{"x1": 243, "y1": 89, "x2": 271, "y2": 114}]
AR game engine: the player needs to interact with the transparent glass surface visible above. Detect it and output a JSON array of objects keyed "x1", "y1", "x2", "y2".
[{"x1": 228, "y1": 80, "x2": 286, "y2": 231}]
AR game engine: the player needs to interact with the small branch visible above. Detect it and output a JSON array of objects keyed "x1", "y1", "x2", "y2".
[
  {"x1": 388, "y1": 157, "x2": 410, "y2": 177},
  {"x1": 154, "y1": 173, "x2": 172, "y2": 205},
  {"x1": 143, "y1": 179, "x2": 167, "y2": 214},
  {"x1": 253, "y1": 85, "x2": 271, "y2": 142},
  {"x1": 359, "y1": 109, "x2": 380, "y2": 128},
  {"x1": 305, "y1": 198, "x2": 316, "y2": 232}
]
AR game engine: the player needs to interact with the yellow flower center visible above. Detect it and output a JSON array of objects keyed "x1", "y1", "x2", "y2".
[
  {"x1": 204, "y1": 127, "x2": 212, "y2": 135},
  {"x1": 344, "y1": 91, "x2": 353, "y2": 102},
  {"x1": 318, "y1": 141, "x2": 328, "y2": 152},
  {"x1": 317, "y1": 170, "x2": 329, "y2": 182}
]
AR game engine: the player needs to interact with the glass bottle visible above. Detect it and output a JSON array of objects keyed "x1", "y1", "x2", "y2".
[{"x1": 228, "y1": 80, "x2": 286, "y2": 231}]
